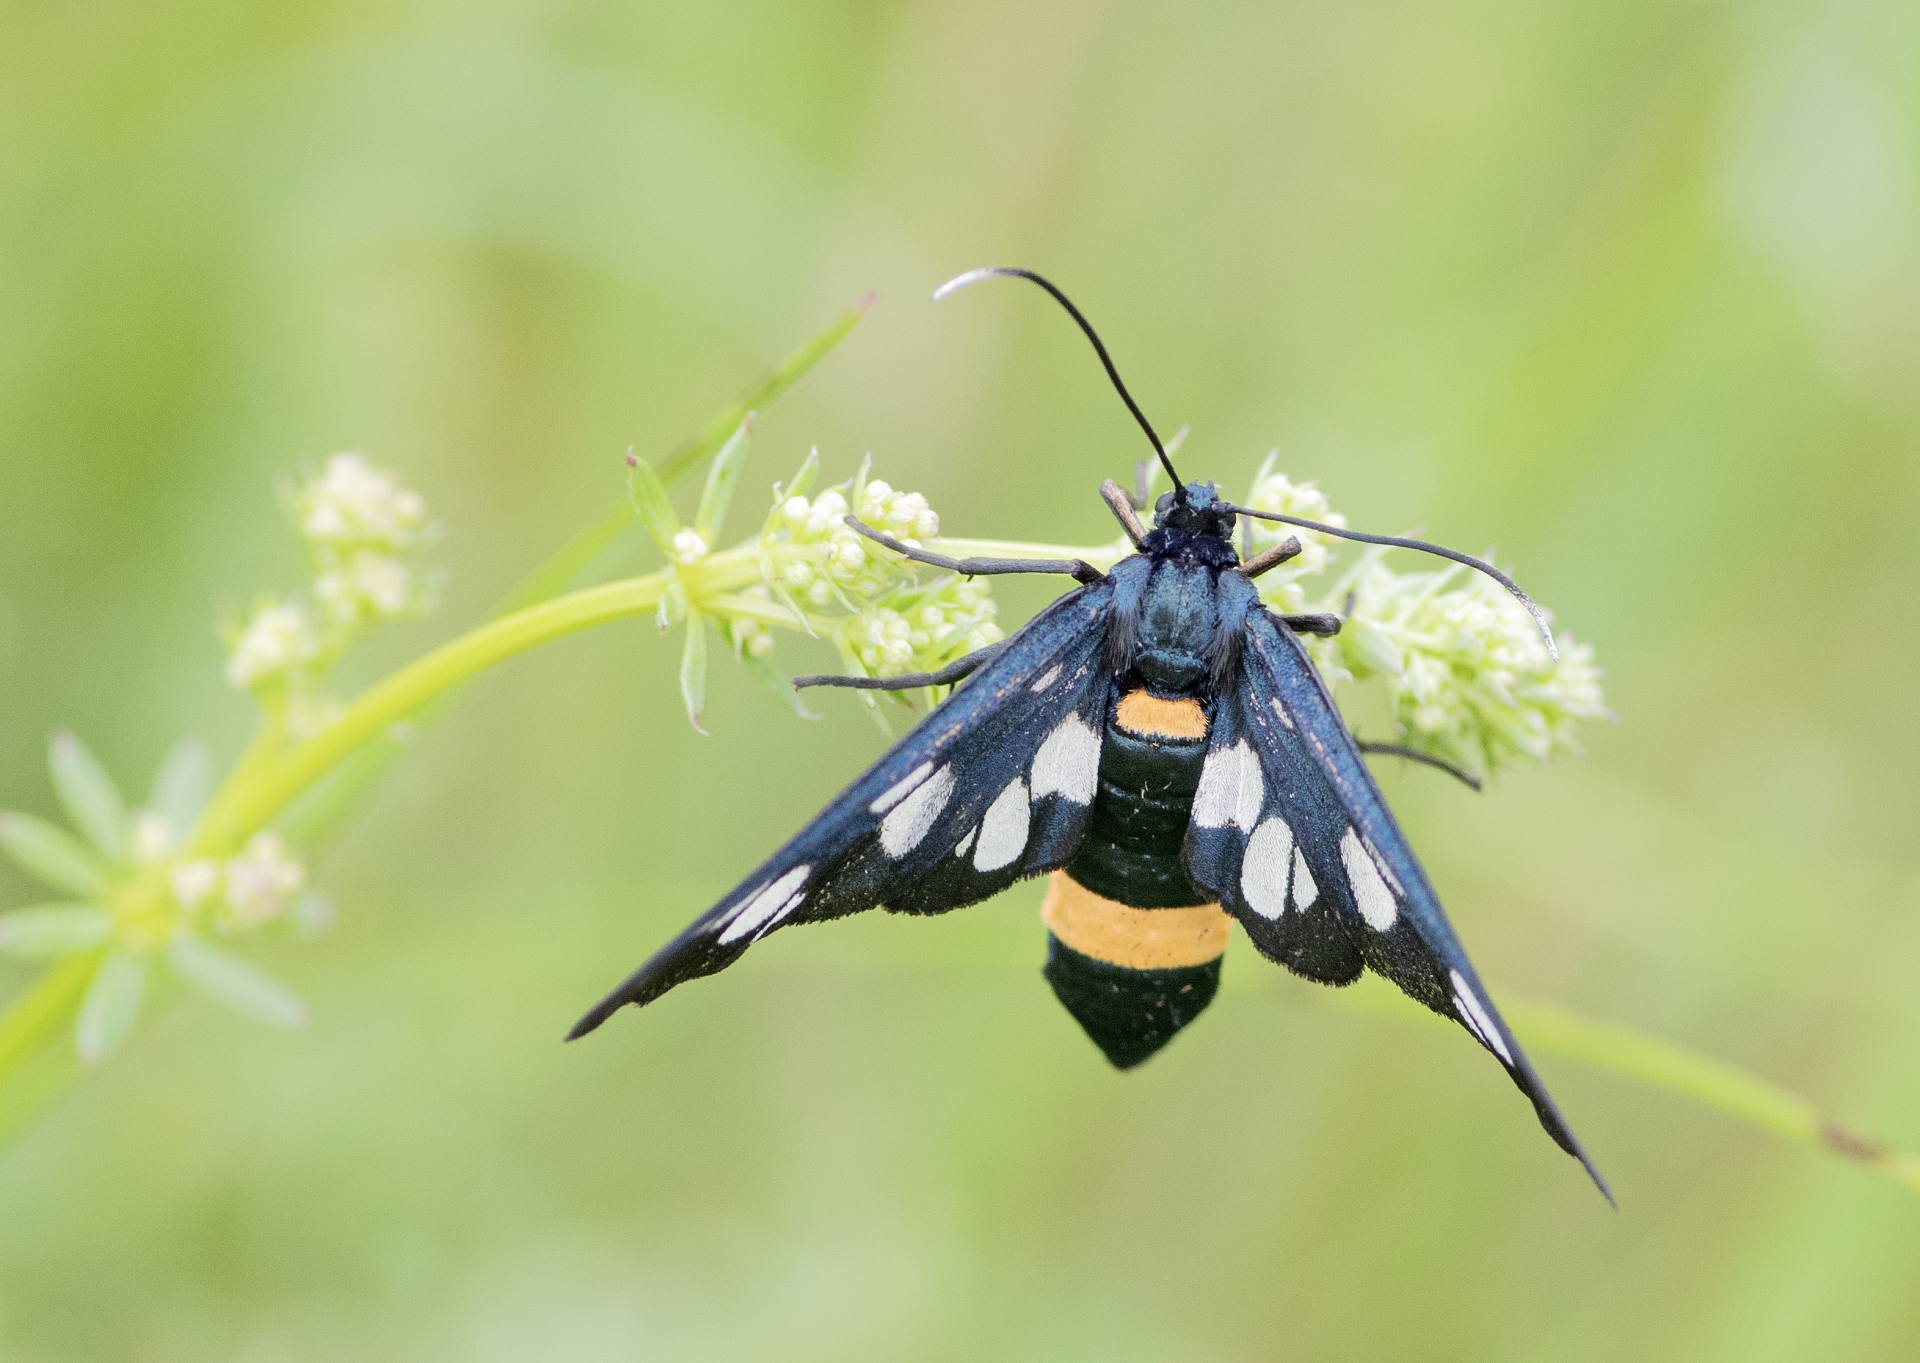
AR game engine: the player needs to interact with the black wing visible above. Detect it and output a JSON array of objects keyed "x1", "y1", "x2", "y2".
[
  {"x1": 1184, "y1": 591, "x2": 1610, "y2": 1199},
  {"x1": 570, "y1": 578, "x2": 1117, "y2": 1039}
]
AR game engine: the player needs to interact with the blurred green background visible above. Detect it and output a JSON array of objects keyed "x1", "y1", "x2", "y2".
[{"x1": 4, "y1": 0, "x2": 1919, "y2": 1358}]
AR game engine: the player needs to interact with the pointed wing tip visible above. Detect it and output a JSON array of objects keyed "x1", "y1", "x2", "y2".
[
  {"x1": 1536, "y1": 1095, "x2": 1614, "y2": 1206},
  {"x1": 1567, "y1": 1139, "x2": 1616, "y2": 1207},
  {"x1": 1588, "y1": 1162, "x2": 1617, "y2": 1209},
  {"x1": 564, "y1": 1003, "x2": 617, "y2": 1042}
]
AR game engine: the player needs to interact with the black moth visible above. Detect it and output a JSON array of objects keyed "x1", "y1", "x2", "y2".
[{"x1": 572, "y1": 267, "x2": 1608, "y2": 1201}]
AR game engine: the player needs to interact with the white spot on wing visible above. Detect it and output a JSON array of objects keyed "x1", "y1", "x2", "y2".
[
  {"x1": 973, "y1": 777, "x2": 1030, "y2": 871},
  {"x1": 1363, "y1": 834, "x2": 1405, "y2": 896},
  {"x1": 718, "y1": 864, "x2": 811, "y2": 944},
  {"x1": 754, "y1": 889, "x2": 807, "y2": 941},
  {"x1": 1290, "y1": 846, "x2": 1318, "y2": 911},
  {"x1": 953, "y1": 824, "x2": 977, "y2": 858},
  {"x1": 1269, "y1": 695, "x2": 1295, "y2": 730},
  {"x1": 880, "y1": 764, "x2": 954, "y2": 857},
  {"x1": 1450, "y1": 969, "x2": 1514, "y2": 1064},
  {"x1": 869, "y1": 761, "x2": 933, "y2": 815},
  {"x1": 1193, "y1": 740, "x2": 1262, "y2": 832},
  {"x1": 1030, "y1": 713, "x2": 1100, "y2": 805},
  {"x1": 1240, "y1": 817, "x2": 1294, "y2": 919},
  {"x1": 1340, "y1": 828, "x2": 1398, "y2": 931},
  {"x1": 1030, "y1": 664, "x2": 1063, "y2": 692}
]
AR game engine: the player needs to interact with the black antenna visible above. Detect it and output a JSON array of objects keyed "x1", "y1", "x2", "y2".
[
  {"x1": 1221, "y1": 503, "x2": 1560, "y2": 661},
  {"x1": 934, "y1": 267, "x2": 1184, "y2": 500}
]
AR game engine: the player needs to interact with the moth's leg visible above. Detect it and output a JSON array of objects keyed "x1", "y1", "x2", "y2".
[
  {"x1": 844, "y1": 516, "x2": 1105, "y2": 584},
  {"x1": 793, "y1": 642, "x2": 1009, "y2": 691},
  {"x1": 1099, "y1": 479, "x2": 1145, "y2": 547},
  {"x1": 1282, "y1": 611, "x2": 1342, "y2": 636},
  {"x1": 1239, "y1": 536, "x2": 1302, "y2": 579},
  {"x1": 1133, "y1": 459, "x2": 1153, "y2": 509},
  {"x1": 1356, "y1": 741, "x2": 1482, "y2": 792}
]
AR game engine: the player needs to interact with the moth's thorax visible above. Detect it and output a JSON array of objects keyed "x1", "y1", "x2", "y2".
[{"x1": 1131, "y1": 559, "x2": 1224, "y2": 691}]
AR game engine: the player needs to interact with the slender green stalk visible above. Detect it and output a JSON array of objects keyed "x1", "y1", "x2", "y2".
[
  {"x1": 1320, "y1": 977, "x2": 1920, "y2": 1197},
  {"x1": 1503, "y1": 995, "x2": 1920, "y2": 1195},
  {"x1": 192, "y1": 571, "x2": 672, "y2": 854},
  {"x1": 497, "y1": 295, "x2": 872, "y2": 615},
  {"x1": 0, "y1": 953, "x2": 97, "y2": 1075}
]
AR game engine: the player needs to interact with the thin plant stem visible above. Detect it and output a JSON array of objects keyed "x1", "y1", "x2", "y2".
[
  {"x1": 0, "y1": 953, "x2": 98, "y2": 1075},
  {"x1": 497, "y1": 295, "x2": 873, "y2": 616},
  {"x1": 1319, "y1": 975, "x2": 1920, "y2": 1198},
  {"x1": 192, "y1": 570, "x2": 674, "y2": 854}
]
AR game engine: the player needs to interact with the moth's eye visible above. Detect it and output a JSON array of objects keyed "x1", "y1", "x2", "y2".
[{"x1": 1154, "y1": 492, "x2": 1175, "y2": 515}]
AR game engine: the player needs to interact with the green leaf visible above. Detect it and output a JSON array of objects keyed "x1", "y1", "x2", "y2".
[
  {"x1": 151, "y1": 738, "x2": 214, "y2": 841},
  {"x1": 0, "y1": 905, "x2": 110, "y2": 959},
  {"x1": 626, "y1": 454, "x2": 683, "y2": 556},
  {"x1": 680, "y1": 608, "x2": 709, "y2": 735},
  {"x1": 724, "y1": 623, "x2": 818, "y2": 722},
  {"x1": 654, "y1": 295, "x2": 871, "y2": 489},
  {"x1": 49, "y1": 732, "x2": 125, "y2": 863},
  {"x1": 776, "y1": 446, "x2": 821, "y2": 501},
  {"x1": 497, "y1": 297, "x2": 868, "y2": 617},
  {"x1": 693, "y1": 414, "x2": 753, "y2": 548},
  {"x1": 0, "y1": 813, "x2": 106, "y2": 896},
  {"x1": 167, "y1": 936, "x2": 308, "y2": 1030},
  {"x1": 1343, "y1": 618, "x2": 1404, "y2": 676},
  {"x1": 75, "y1": 953, "x2": 148, "y2": 1064}
]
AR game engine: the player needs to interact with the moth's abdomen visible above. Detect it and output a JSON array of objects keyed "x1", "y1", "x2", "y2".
[
  {"x1": 1041, "y1": 871, "x2": 1230, "y2": 1068},
  {"x1": 1064, "y1": 688, "x2": 1212, "y2": 906},
  {"x1": 1047, "y1": 687, "x2": 1228, "y2": 1066}
]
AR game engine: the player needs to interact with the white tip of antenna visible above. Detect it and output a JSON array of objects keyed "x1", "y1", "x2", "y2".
[{"x1": 932, "y1": 267, "x2": 1010, "y2": 301}]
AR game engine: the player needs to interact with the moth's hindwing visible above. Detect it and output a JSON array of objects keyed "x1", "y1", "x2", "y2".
[
  {"x1": 569, "y1": 579, "x2": 1116, "y2": 1038},
  {"x1": 1186, "y1": 605, "x2": 1609, "y2": 1197}
]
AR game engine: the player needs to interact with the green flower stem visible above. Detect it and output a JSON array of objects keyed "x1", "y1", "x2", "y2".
[
  {"x1": 1321, "y1": 976, "x2": 1920, "y2": 1197},
  {"x1": 191, "y1": 569, "x2": 672, "y2": 855},
  {"x1": 496, "y1": 294, "x2": 872, "y2": 616},
  {"x1": 1503, "y1": 996, "x2": 1920, "y2": 1196},
  {"x1": 0, "y1": 952, "x2": 98, "y2": 1076}
]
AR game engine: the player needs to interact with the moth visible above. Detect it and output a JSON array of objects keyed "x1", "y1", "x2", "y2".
[{"x1": 572, "y1": 267, "x2": 1608, "y2": 1199}]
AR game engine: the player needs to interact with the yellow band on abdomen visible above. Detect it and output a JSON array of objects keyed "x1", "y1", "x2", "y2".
[
  {"x1": 1040, "y1": 870, "x2": 1231, "y2": 970},
  {"x1": 1115, "y1": 689, "x2": 1208, "y2": 740}
]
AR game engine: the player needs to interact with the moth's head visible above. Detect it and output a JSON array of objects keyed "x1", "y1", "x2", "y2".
[{"x1": 1154, "y1": 482, "x2": 1236, "y2": 541}]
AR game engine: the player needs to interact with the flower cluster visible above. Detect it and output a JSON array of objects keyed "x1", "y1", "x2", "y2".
[
  {"x1": 1227, "y1": 456, "x2": 1608, "y2": 777},
  {"x1": 1326, "y1": 561, "x2": 1609, "y2": 775},
  {"x1": 0, "y1": 735, "x2": 321, "y2": 1064},
  {"x1": 1241, "y1": 459, "x2": 1348, "y2": 614},
  {"x1": 169, "y1": 831, "x2": 312, "y2": 934},
  {"x1": 838, "y1": 579, "x2": 1001, "y2": 680},
  {"x1": 750, "y1": 459, "x2": 998, "y2": 690},
  {"x1": 763, "y1": 469, "x2": 942, "y2": 610},
  {"x1": 225, "y1": 453, "x2": 437, "y2": 733}
]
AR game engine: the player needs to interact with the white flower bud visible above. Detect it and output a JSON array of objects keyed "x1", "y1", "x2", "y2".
[
  {"x1": 170, "y1": 859, "x2": 222, "y2": 911},
  {"x1": 226, "y1": 603, "x2": 318, "y2": 689},
  {"x1": 222, "y1": 832, "x2": 306, "y2": 927},
  {"x1": 299, "y1": 453, "x2": 428, "y2": 550},
  {"x1": 670, "y1": 529, "x2": 710, "y2": 565}
]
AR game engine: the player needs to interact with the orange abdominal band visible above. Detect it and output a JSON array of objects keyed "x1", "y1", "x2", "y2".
[
  {"x1": 1041, "y1": 871, "x2": 1231, "y2": 970},
  {"x1": 1116, "y1": 690, "x2": 1208, "y2": 739}
]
